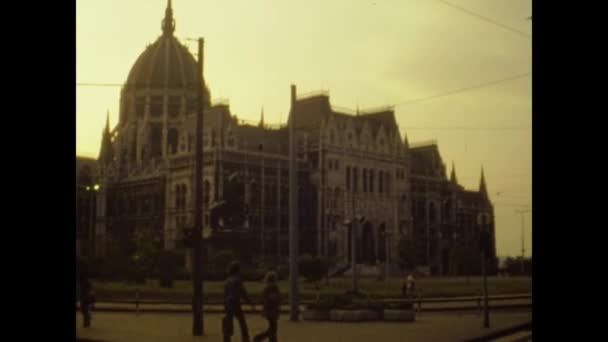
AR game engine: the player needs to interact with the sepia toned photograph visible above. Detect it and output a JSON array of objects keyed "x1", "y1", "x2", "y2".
[{"x1": 76, "y1": 1, "x2": 532, "y2": 341}]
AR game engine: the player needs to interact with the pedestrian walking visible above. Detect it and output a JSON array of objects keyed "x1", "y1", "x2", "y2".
[
  {"x1": 223, "y1": 261, "x2": 253, "y2": 342},
  {"x1": 78, "y1": 274, "x2": 95, "y2": 328},
  {"x1": 253, "y1": 271, "x2": 281, "y2": 342}
]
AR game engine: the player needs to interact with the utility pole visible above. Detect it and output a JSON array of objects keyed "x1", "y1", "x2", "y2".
[
  {"x1": 516, "y1": 209, "x2": 530, "y2": 275},
  {"x1": 260, "y1": 143, "x2": 265, "y2": 263},
  {"x1": 352, "y1": 218, "x2": 358, "y2": 293},
  {"x1": 481, "y1": 248, "x2": 489, "y2": 328},
  {"x1": 277, "y1": 155, "x2": 281, "y2": 266},
  {"x1": 288, "y1": 84, "x2": 299, "y2": 321},
  {"x1": 478, "y1": 212, "x2": 491, "y2": 329},
  {"x1": 192, "y1": 37, "x2": 205, "y2": 336},
  {"x1": 351, "y1": 193, "x2": 360, "y2": 293}
]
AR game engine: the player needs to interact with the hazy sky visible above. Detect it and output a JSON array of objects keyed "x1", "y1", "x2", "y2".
[{"x1": 76, "y1": 0, "x2": 532, "y2": 258}]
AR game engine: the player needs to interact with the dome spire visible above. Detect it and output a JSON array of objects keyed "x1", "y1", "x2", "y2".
[{"x1": 162, "y1": 0, "x2": 175, "y2": 36}]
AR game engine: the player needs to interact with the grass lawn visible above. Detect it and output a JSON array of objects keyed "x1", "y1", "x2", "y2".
[{"x1": 91, "y1": 276, "x2": 531, "y2": 302}]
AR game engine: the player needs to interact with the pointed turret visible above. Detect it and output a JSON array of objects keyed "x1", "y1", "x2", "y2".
[
  {"x1": 479, "y1": 166, "x2": 488, "y2": 197},
  {"x1": 99, "y1": 111, "x2": 114, "y2": 165},
  {"x1": 402, "y1": 131, "x2": 409, "y2": 148},
  {"x1": 450, "y1": 161, "x2": 458, "y2": 184},
  {"x1": 259, "y1": 107, "x2": 265, "y2": 128}
]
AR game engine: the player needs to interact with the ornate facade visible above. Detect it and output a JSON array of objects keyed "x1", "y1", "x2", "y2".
[{"x1": 81, "y1": 1, "x2": 496, "y2": 275}]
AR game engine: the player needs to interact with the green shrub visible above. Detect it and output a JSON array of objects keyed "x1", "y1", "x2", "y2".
[
  {"x1": 299, "y1": 254, "x2": 329, "y2": 287},
  {"x1": 158, "y1": 251, "x2": 180, "y2": 288}
]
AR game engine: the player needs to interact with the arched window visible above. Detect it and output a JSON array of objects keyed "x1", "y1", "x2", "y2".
[
  {"x1": 150, "y1": 96, "x2": 163, "y2": 117},
  {"x1": 334, "y1": 187, "x2": 342, "y2": 209},
  {"x1": 175, "y1": 184, "x2": 187, "y2": 210},
  {"x1": 346, "y1": 166, "x2": 351, "y2": 191},
  {"x1": 369, "y1": 169, "x2": 374, "y2": 193},
  {"x1": 363, "y1": 169, "x2": 367, "y2": 192},
  {"x1": 203, "y1": 180, "x2": 210, "y2": 205},
  {"x1": 429, "y1": 202, "x2": 436, "y2": 224},
  {"x1": 150, "y1": 124, "x2": 162, "y2": 158},
  {"x1": 379, "y1": 171, "x2": 383, "y2": 194},
  {"x1": 167, "y1": 128, "x2": 178, "y2": 155},
  {"x1": 385, "y1": 172, "x2": 391, "y2": 195},
  {"x1": 353, "y1": 167, "x2": 358, "y2": 192},
  {"x1": 168, "y1": 96, "x2": 180, "y2": 117}
]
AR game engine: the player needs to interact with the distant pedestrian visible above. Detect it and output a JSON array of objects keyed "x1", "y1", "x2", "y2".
[
  {"x1": 407, "y1": 274, "x2": 416, "y2": 297},
  {"x1": 402, "y1": 273, "x2": 416, "y2": 299},
  {"x1": 253, "y1": 271, "x2": 281, "y2": 342},
  {"x1": 223, "y1": 261, "x2": 253, "y2": 342},
  {"x1": 78, "y1": 274, "x2": 95, "y2": 328}
]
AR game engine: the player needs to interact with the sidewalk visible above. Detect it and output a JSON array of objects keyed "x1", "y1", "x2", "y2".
[{"x1": 76, "y1": 311, "x2": 532, "y2": 342}]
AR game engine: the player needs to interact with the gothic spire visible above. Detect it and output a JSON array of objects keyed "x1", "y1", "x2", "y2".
[
  {"x1": 259, "y1": 107, "x2": 265, "y2": 128},
  {"x1": 450, "y1": 161, "x2": 458, "y2": 183},
  {"x1": 479, "y1": 166, "x2": 487, "y2": 196},
  {"x1": 105, "y1": 110, "x2": 110, "y2": 133},
  {"x1": 99, "y1": 111, "x2": 114, "y2": 165}
]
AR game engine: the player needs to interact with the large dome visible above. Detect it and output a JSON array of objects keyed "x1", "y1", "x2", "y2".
[
  {"x1": 124, "y1": 0, "x2": 201, "y2": 90},
  {"x1": 126, "y1": 35, "x2": 198, "y2": 89}
]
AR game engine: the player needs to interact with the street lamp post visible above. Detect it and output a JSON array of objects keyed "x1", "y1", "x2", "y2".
[
  {"x1": 288, "y1": 84, "x2": 299, "y2": 322},
  {"x1": 352, "y1": 217, "x2": 358, "y2": 293},
  {"x1": 133, "y1": 253, "x2": 140, "y2": 315},
  {"x1": 259, "y1": 143, "x2": 265, "y2": 263},
  {"x1": 82, "y1": 184, "x2": 100, "y2": 257},
  {"x1": 191, "y1": 37, "x2": 205, "y2": 336}
]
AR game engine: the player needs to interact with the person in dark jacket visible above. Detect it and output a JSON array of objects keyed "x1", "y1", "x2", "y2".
[
  {"x1": 223, "y1": 261, "x2": 253, "y2": 342},
  {"x1": 253, "y1": 271, "x2": 280, "y2": 342},
  {"x1": 78, "y1": 274, "x2": 95, "y2": 328}
]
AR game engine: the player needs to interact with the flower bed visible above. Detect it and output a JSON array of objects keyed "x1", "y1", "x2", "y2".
[{"x1": 302, "y1": 293, "x2": 413, "y2": 322}]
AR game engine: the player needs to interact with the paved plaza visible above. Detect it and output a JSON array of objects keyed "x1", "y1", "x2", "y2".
[{"x1": 76, "y1": 310, "x2": 531, "y2": 342}]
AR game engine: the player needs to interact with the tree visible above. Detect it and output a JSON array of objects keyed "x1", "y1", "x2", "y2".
[
  {"x1": 131, "y1": 227, "x2": 162, "y2": 283},
  {"x1": 504, "y1": 256, "x2": 532, "y2": 276},
  {"x1": 449, "y1": 244, "x2": 481, "y2": 276},
  {"x1": 397, "y1": 237, "x2": 417, "y2": 273},
  {"x1": 299, "y1": 254, "x2": 329, "y2": 289}
]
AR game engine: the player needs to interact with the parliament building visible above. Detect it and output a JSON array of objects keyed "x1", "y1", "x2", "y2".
[{"x1": 76, "y1": 1, "x2": 496, "y2": 276}]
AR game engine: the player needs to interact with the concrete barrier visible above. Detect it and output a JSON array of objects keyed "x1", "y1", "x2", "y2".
[
  {"x1": 329, "y1": 310, "x2": 345, "y2": 321},
  {"x1": 302, "y1": 310, "x2": 330, "y2": 321},
  {"x1": 383, "y1": 309, "x2": 415, "y2": 322}
]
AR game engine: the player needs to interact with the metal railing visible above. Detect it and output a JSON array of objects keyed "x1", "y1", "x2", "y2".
[{"x1": 79, "y1": 292, "x2": 531, "y2": 314}]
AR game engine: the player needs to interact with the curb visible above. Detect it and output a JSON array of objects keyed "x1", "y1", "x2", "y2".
[
  {"x1": 463, "y1": 320, "x2": 532, "y2": 341},
  {"x1": 79, "y1": 303, "x2": 532, "y2": 314}
]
